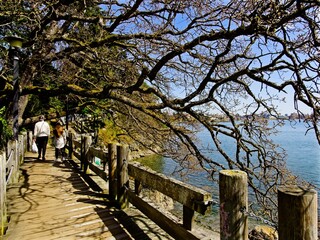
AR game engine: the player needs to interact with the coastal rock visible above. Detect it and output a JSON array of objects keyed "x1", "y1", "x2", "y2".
[
  {"x1": 249, "y1": 225, "x2": 278, "y2": 240},
  {"x1": 140, "y1": 188, "x2": 174, "y2": 210}
]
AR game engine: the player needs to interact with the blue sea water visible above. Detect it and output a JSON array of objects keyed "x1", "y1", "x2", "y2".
[
  {"x1": 137, "y1": 120, "x2": 320, "y2": 189},
  {"x1": 272, "y1": 121, "x2": 320, "y2": 188},
  {"x1": 135, "y1": 120, "x2": 320, "y2": 225}
]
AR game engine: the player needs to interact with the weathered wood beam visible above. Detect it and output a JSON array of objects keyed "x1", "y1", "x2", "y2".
[
  {"x1": 128, "y1": 161, "x2": 212, "y2": 215},
  {"x1": 278, "y1": 186, "x2": 317, "y2": 240},
  {"x1": 128, "y1": 190, "x2": 199, "y2": 240}
]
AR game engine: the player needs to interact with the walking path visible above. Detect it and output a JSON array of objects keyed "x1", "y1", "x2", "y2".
[{"x1": 3, "y1": 147, "x2": 173, "y2": 240}]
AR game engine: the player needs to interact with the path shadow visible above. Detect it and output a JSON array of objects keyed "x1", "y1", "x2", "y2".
[
  {"x1": 7, "y1": 151, "x2": 161, "y2": 239},
  {"x1": 64, "y1": 159, "x2": 154, "y2": 239}
]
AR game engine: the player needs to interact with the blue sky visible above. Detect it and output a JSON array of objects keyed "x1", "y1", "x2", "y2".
[
  {"x1": 109, "y1": 1, "x2": 315, "y2": 116},
  {"x1": 275, "y1": 88, "x2": 311, "y2": 115}
]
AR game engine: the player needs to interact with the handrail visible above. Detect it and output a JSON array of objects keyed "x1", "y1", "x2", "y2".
[
  {"x1": 128, "y1": 161, "x2": 212, "y2": 214},
  {"x1": 66, "y1": 127, "x2": 318, "y2": 239},
  {"x1": 66, "y1": 133, "x2": 213, "y2": 240},
  {"x1": 1, "y1": 133, "x2": 27, "y2": 236},
  {"x1": 72, "y1": 116, "x2": 99, "y2": 134}
]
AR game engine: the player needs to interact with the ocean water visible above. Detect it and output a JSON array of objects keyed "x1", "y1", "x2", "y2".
[
  {"x1": 272, "y1": 121, "x2": 320, "y2": 188},
  {"x1": 137, "y1": 120, "x2": 320, "y2": 189},
  {"x1": 135, "y1": 120, "x2": 320, "y2": 228}
]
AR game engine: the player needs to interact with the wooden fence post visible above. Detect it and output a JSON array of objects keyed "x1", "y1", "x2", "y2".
[
  {"x1": 10, "y1": 140, "x2": 19, "y2": 184},
  {"x1": 67, "y1": 131, "x2": 74, "y2": 159},
  {"x1": 0, "y1": 151, "x2": 7, "y2": 236},
  {"x1": 18, "y1": 134, "x2": 25, "y2": 164},
  {"x1": 108, "y1": 143, "x2": 117, "y2": 200},
  {"x1": 22, "y1": 132, "x2": 27, "y2": 154},
  {"x1": 117, "y1": 145, "x2": 129, "y2": 209},
  {"x1": 28, "y1": 131, "x2": 33, "y2": 152},
  {"x1": 82, "y1": 135, "x2": 92, "y2": 174},
  {"x1": 278, "y1": 186, "x2": 318, "y2": 240},
  {"x1": 219, "y1": 170, "x2": 248, "y2": 240},
  {"x1": 80, "y1": 135, "x2": 84, "y2": 170},
  {"x1": 183, "y1": 206, "x2": 195, "y2": 231},
  {"x1": 134, "y1": 179, "x2": 142, "y2": 195}
]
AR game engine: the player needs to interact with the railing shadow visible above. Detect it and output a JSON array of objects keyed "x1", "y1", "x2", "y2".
[
  {"x1": 63, "y1": 159, "x2": 155, "y2": 239},
  {"x1": 6, "y1": 156, "x2": 151, "y2": 239}
]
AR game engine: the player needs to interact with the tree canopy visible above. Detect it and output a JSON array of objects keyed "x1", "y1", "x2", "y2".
[{"x1": 1, "y1": 0, "x2": 320, "y2": 223}]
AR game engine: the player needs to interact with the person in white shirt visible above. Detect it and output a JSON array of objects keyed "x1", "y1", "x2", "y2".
[{"x1": 33, "y1": 115, "x2": 50, "y2": 160}]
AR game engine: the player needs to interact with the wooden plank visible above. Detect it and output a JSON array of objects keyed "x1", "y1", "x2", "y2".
[
  {"x1": 88, "y1": 162, "x2": 108, "y2": 181},
  {"x1": 128, "y1": 161, "x2": 212, "y2": 214},
  {"x1": 5, "y1": 142, "x2": 16, "y2": 184},
  {"x1": 128, "y1": 190, "x2": 199, "y2": 240},
  {"x1": 5, "y1": 149, "x2": 14, "y2": 181},
  {"x1": 4, "y1": 147, "x2": 175, "y2": 240},
  {"x1": 183, "y1": 205, "x2": 194, "y2": 231},
  {"x1": 88, "y1": 147, "x2": 108, "y2": 162}
]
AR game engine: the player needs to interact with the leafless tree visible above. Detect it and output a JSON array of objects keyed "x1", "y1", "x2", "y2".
[{"x1": 1, "y1": 0, "x2": 319, "y2": 223}]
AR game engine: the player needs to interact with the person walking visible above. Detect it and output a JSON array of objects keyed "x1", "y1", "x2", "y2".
[
  {"x1": 33, "y1": 115, "x2": 50, "y2": 161},
  {"x1": 53, "y1": 122, "x2": 67, "y2": 162}
]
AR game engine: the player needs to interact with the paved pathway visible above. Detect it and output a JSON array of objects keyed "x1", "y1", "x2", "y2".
[{"x1": 3, "y1": 147, "x2": 173, "y2": 240}]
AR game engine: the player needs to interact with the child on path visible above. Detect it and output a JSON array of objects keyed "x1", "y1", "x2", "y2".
[{"x1": 53, "y1": 122, "x2": 67, "y2": 162}]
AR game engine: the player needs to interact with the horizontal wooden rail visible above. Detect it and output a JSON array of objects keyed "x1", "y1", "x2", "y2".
[
  {"x1": 128, "y1": 162, "x2": 212, "y2": 215},
  {"x1": 128, "y1": 161, "x2": 213, "y2": 237},
  {"x1": 127, "y1": 190, "x2": 200, "y2": 240}
]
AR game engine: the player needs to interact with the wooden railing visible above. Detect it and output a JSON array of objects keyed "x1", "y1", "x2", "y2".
[
  {"x1": 1, "y1": 126, "x2": 317, "y2": 239},
  {"x1": 72, "y1": 115, "x2": 99, "y2": 134},
  {"x1": 0, "y1": 133, "x2": 27, "y2": 235},
  {"x1": 66, "y1": 133, "x2": 213, "y2": 240},
  {"x1": 219, "y1": 170, "x2": 318, "y2": 239},
  {"x1": 67, "y1": 132, "x2": 319, "y2": 240}
]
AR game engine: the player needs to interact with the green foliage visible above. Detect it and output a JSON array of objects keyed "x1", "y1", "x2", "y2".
[
  {"x1": 49, "y1": 97, "x2": 64, "y2": 113},
  {"x1": 24, "y1": 93, "x2": 68, "y2": 118},
  {"x1": 0, "y1": 107, "x2": 12, "y2": 147},
  {"x1": 134, "y1": 154, "x2": 165, "y2": 172},
  {"x1": 99, "y1": 119, "x2": 129, "y2": 144},
  {"x1": 24, "y1": 95, "x2": 48, "y2": 117},
  {"x1": 81, "y1": 107, "x2": 90, "y2": 115},
  {"x1": 81, "y1": 104, "x2": 106, "y2": 118}
]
